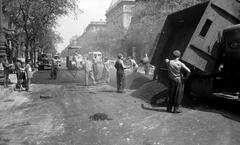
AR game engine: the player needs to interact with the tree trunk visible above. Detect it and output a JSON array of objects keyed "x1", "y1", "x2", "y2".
[
  {"x1": 34, "y1": 47, "x2": 36, "y2": 66},
  {"x1": 25, "y1": 39, "x2": 29, "y2": 63}
]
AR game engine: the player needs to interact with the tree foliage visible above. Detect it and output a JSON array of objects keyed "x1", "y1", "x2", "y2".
[
  {"x1": 64, "y1": 25, "x2": 126, "y2": 58},
  {"x1": 127, "y1": 0, "x2": 204, "y2": 58},
  {"x1": 3, "y1": 0, "x2": 81, "y2": 62}
]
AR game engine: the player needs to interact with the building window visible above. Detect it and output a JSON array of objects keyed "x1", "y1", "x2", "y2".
[{"x1": 199, "y1": 19, "x2": 212, "y2": 37}]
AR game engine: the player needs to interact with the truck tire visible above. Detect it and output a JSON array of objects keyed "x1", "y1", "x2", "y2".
[{"x1": 39, "y1": 66, "x2": 44, "y2": 70}]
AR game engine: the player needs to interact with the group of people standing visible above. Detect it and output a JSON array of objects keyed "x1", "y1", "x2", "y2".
[
  {"x1": 0, "y1": 56, "x2": 37, "y2": 91},
  {"x1": 84, "y1": 55, "x2": 111, "y2": 86},
  {"x1": 114, "y1": 53, "x2": 152, "y2": 93},
  {"x1": 14, "y1": 59, "x2": 37, "y2": 91},
  {"x1": 114, "y1": 50, "x2": 191, "y2": 114},
  {"x1": 1, "y1": 49, "x2": 191, "y2": 114}
]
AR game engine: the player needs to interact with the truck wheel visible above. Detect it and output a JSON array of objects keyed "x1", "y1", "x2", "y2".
[{"x1": 38, "y1": 66, "x2": 44, "y2": 70}]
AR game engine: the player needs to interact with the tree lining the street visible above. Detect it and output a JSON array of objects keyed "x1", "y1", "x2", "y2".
[
  {"x1": 61, "y1": 24, "x2": 126, "y2": 58},
  {"x1": 3, "y1": 0, "x2": 81, "y2": 63},
  {"x1": 93, "y1": 25, "x2": 126, "y2": 57}
]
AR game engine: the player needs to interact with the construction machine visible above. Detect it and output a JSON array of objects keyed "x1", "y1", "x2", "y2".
[
  {"x1": 66, "y1": 46, "x2": 84, "y2": 70},
  {"x1": 151, "y1": 0, "x2": 240, "y2": 99}
]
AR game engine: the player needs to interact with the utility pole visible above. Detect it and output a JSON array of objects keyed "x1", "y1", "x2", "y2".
[{"x1": 0, "y1": 0, "x2": 6, "y2": 59}]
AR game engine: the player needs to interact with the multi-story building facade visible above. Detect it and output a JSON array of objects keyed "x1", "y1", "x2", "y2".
[
  {"x1": 105, "y1": 0, "x2": 135, "y2": 29},
  {"x1": 105, "y1": 0, "x2": 135, "y2": 57},
  {"x1": 83, "y1": 20, "x2": 106, "y2": 33},
  {"x1": 72, "y1": 20, "x2": 106, "y2": 55}
]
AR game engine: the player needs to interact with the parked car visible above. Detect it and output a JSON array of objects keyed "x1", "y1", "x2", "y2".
[{"x1": 38, "y1": 53, "x2": 52, "y2": 70}]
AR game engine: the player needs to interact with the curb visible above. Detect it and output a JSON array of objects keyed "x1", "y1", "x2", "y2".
[{"x1": 0, "y1": 74, "x2": 17, "y2": 101}]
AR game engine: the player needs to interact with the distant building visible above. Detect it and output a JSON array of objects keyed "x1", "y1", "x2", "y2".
[
  {"x1": 105, "y1": 0, "x2": 135, "y2": 29},
  {"x1": 83, "y1": 20, "x2": 106, "y2": 33},
  {"x1": 70, "y1": 35, "x2": 79, "y2": 46},
  {"x1": 68, "y1": 20, "x2": 106, "y2": 54}
]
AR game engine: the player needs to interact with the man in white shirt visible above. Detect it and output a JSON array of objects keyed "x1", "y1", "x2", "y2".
[
  {"x1": 128, "y1": 56, "x2": 138, "y2": 73},
  {"x1": 102, "y1": 57, "x2": 110, "y2": 83},
  {"x1": 84, "y1": 57, "x2": 96, "y2": 86}
]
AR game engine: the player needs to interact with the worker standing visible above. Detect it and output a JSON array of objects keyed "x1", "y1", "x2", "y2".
[
  {"x1": 84, "y1": 57, "x2": 96, "y2": 86},
  {"x1": 114, "y1": 54, "x2": 129, "y2": 93},
  {"x1": 2, "y1": 56, "x2": 13, "y2": 88},
  {"x1": 102, "y1": 57, "x2": 110, "y2": 83},
  {"x1": 51, "y1": 57, "x2": 58, "y2": 80},
  {"x1": 139, "y1": 54, "x2": 150, "y2": 75},
  {"x1": 128, "y1": 56, "x2": 138, "y2": 73},
  {"x1": 25, "y1": 59, "x2": 38, "y2": 91},
  {"x1": 165, "y1": 50, "x2": 191, "y2": 113},
  {"x1": 92, "y1": 55, "x2": 99, "y2": 81}
]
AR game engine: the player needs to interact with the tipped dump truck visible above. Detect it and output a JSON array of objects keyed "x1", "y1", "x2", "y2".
[{"x1": 151, "y1": 0, "x2": 240, "y2": 98}]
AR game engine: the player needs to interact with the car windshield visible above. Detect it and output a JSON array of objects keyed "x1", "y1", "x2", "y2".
[
  {"x1": 41, "y1": 54, "x2": 52, "y2": 58},
  {"x1": 54, "y1": 56, "x2": 60, "y2": 59}
]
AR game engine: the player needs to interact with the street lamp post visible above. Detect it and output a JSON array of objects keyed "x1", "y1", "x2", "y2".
[{"x1": 0, "y1": 0, "x2": 6, "y2": 59}]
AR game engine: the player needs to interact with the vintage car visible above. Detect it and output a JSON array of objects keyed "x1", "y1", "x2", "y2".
[{"x1": 38, "y1": 53, "x2": 52, "y2": 70}]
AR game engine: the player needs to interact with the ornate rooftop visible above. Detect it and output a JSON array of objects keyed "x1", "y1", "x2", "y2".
[{"x1": 107, "y1": 0, "x2": 135, "y2": 13}]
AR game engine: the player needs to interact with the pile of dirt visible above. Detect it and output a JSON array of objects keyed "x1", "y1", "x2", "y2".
[
  {"x1": 125, "y1": 72, "x2": 151, "y2": 89},
  {"x1": 89, "y1": 113, "x2": 113, "y2": 121},
  {"x1": 131, "y1": 78, "x2": 169, "y2": 104}
]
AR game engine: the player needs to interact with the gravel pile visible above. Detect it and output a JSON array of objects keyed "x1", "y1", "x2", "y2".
[
  {"x1": 125, "y1": 72, "x2": 151, "y2": 89},
  {"x1": 131, "y1": 78, "x2": 169, "y2": 104}
]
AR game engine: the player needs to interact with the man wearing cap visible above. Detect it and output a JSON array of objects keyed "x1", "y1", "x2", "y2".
[
  {"x1": 114, "y1": 54, "x2": 129, "y2": 93},
  {"x1": 165, "y1": 50, "x2": 191, "y2": 113}
]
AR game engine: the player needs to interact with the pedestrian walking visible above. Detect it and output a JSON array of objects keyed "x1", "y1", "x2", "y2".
[
  {"x1": 2, "y1": 56, "x2": 13, "y2": 88},
  {"x1": 114, "y1": 54, "x2": 129, "y2": 93},
  {"x1": 92, "y1": 55, "x2": 99, "y2": 81},
  {"x1": 84, "y1": 57, "x2": 97, "y2": 86},
  {"x1": 51, "y1": 57, "x2": 58, "y2": 80},
  {"x1": 25, "y1": 59, "x2": 38, "y2": 91},
  {"x1": 139, "y1": 54, "x2": 150, "y2": 75},
  {"x1": 102, "y1": 57, "x2": 110, "y2": 83},
  {"x1": 165, "y1": 50, "x2": 191, "y2": 113},
  {"x1": 128, "y1": 56, "x2": 138, "y2": 73}
]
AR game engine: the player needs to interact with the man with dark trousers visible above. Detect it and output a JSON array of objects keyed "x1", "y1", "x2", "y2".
[
  {"x1": 115, "y1": 54, "x2": 129, "y2": 93},
  {"x1": 165, "y1": 50, "x2": 191, "y2": 113},
  {"x1": 2, "y1": 56, "x2": 13, "y2": 88}
]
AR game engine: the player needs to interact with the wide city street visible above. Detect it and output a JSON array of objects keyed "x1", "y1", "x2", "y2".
[{"x1": 0, "y1": 62, "x2": 240, "y2": 145}]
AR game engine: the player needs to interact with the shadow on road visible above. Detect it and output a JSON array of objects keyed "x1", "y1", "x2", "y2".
[
  {"x1": 141, "y1": 104, "x2": 167, "y2": 112},
  {"x1": 128, "y1": 74, "x2": 240, "y2": 123}
]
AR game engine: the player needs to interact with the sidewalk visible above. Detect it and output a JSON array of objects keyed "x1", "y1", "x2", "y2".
[{"x1": 0, "y1": 74, "x2": 17, "y2": 100}]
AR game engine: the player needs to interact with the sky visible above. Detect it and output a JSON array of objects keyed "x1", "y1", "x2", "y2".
[{"x1": 55, "y1": 0, "x2": 112, "y2": 53}]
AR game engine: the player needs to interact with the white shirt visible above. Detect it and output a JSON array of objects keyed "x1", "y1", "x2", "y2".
[{"x1": 129, "y1": 59, "x2": 138, "y2": 68}]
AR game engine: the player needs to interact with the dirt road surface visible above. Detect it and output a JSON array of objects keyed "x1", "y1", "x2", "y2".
[{"x1": 0, "y1": 63, "x2": 239, "y2": 145}]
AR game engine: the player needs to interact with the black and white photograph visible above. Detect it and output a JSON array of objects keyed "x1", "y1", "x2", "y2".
[{"x1": 0, "y1": 0, "x2": 240, "y2": 144}]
